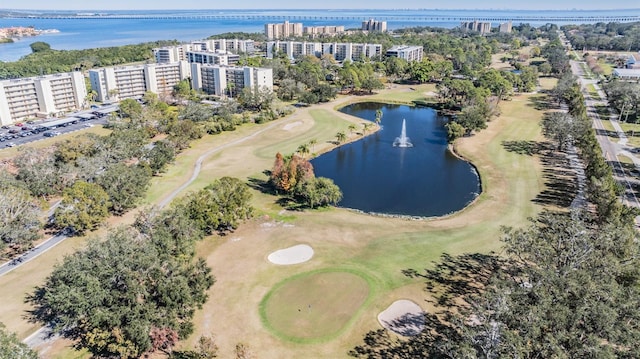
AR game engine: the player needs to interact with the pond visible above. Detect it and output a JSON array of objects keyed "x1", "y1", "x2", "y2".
[{"x1": 310, "y1": 102, "x2": 481, "y2": 217}]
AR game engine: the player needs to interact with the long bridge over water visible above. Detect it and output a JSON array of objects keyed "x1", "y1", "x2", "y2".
[{"x1": 4, "y1": 14, "x2": 640, "y2": 23}]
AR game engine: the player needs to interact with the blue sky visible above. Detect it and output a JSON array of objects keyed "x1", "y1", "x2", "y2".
[{"x1": 2, "y1": 0, "x2": 634, "y2": 10}]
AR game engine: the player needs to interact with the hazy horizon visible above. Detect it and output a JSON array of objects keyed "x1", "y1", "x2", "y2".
[{"x1": 1, "y1": 0, "x2": 637, "y2": 11}]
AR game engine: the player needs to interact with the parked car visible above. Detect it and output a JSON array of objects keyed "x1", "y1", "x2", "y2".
[
  {"x1": 15, "y1": 123, "x2": 24, "y2": 127},
  {"x1": 42, "y1": 132, "x2": 55, "y2": 137},
  {"x1": 8, "y1": 129, "x2": 19, "y2": 134},
  {"x1": 5, "y1": 142, "x2": 16, "y2": 147}
]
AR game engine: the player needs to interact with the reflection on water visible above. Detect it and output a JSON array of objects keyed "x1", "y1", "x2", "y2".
[{"x1": 311, "y1": 102, "x2": 481, "y2": 217}]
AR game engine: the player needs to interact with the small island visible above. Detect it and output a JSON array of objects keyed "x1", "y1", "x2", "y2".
[{"x1": 0, "y1": 26, "x2": 59, "y2": 43}]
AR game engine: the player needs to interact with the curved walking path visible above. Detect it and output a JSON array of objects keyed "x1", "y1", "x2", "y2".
[{"x1": 157, "y1": 117, "x2": 298, "y2": 209}]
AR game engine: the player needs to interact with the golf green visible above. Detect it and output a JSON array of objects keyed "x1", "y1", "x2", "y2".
[{"x1": 261, "y1": 270, "x2": 370, "y2": 341}]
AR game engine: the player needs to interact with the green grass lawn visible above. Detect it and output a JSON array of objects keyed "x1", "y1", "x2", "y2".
[
  {"x1": 0, "y1": 83, "x2": 550, "y2": 359},
  {"x1": 260, "y1": 269, "x2": 371, "y2": 343}
]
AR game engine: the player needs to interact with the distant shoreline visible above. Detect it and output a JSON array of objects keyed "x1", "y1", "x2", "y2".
[{"x1": 0, "y1": 26, "x2": 59, "y2": 43}]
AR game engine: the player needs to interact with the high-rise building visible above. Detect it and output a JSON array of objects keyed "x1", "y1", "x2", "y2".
[
  {"x1": 386, "y1": 45, "x2": 424, "y2": 63},
  {"x1": 460, "y1": 21, "x2": 492, "y2": 35},
  {"x1": 0, "y1": 72, "x2": 87, "y2": 125},
  {"x1": 362, "y1": 19, "x2": 387, "y2": 32},
  {"x1": 187, "y1": 51, "x2": 240, "y2": 66},
  {"x1": 499, "y1": 21, "x2": 513, "y2": 33},
  {"x1": 153, "y1": 39, "x2": 255, "y2": 63},
  {"x1": 264, "y1": 21, "x2": 304, "y2": 39},
  {"x1": 89, "y1": 61, "x2": 191, "y2": 102},
  {"x1": 190, "y1": 64, "x2": 273, "y2": 97},
  {"x1": 303, "y1": 25, "x2": 345, "y2": 37},
  {"x1": 266, "y1": 41, "x2": 383, "y2": 62}
]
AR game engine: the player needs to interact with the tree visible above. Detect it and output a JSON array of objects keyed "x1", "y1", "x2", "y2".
[
  {"x1": 297, "y1": 143, "x2": 310, "y2": 159},
  {"x1": 351, "y1": 211, "x2": 640, "y2": 358},
  {"x1": 53, "y1": 181, "x2": 110, "y2": 234},
  {"x1": 348, "y1": 124, "x2": 357, "y2": 135},
  {"x1": 96, "y1": 163, "x2": 152, "y2": 215},
  {"x1": 445, "y1": 121, "x2": 466, "y2": 142},
  {"x1": 296, "y1": 177, "x2": 343, "y2": 208},
  {"x1": 27, "y1": 224, "x2": 214, "y2": 359},
  {"x1": 375, "y1": 109, "x2": 383, "y2": 125},
  {"x1": 0, "y1": 187, "x2": 41, "y2": 255},
  {"x1": 145, "y1": 140, "x2": 176, "y2": 175},
  {"x1": 335, "y1": 131, "x2": 347, "y2": 144},
  {"x1": 308, "y1": 139, "x2": 318, "y2": 153},
  {"x1": 173, "y1": 79, "x2": 194, "y2": 100},
  {"x1": 0, "y1": 322, "x2": 38, "y2": 359},
  {"x1": 181, "y1": 177, "x2": 254, "y2": 234},
  {"x1": 362, "y1": 122, "x2": 374, "y2": 135},
  {"x1": 542, "y1": 112, "x2": 590, "y2": 150},
  {"x1": 118, "y1": 98, "x2": 143, "y2": 119},
  {"x1": 29, "y1": 41, "x2": 51, "y2": 53}
]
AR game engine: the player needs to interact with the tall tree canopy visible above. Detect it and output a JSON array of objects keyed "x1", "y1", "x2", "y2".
[{"x1": 28, "y1": 215, "x2": 214, "y2": 358}]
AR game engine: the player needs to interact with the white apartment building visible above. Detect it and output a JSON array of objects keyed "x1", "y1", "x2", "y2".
[
  {"x1": 89, "y1": 61, "x2": 191, "y2": 102},
  {"x1": 386, "y1": 45, "x2": 424, "y2": 63},
  {"x1": 266, "y1": 41, "x2": 383, "y2": 62},
  {"x1": 187, "y1": 50, "x2": 240, "y2": 66},
  {"x1": 0, "y1": 72, "x2": 86, "y2": 125},
  {"x1": 264, "y1": 21, "x2": 303, "y2": 39},
  {"x1": 153, "y1": 39, "x2": 255, "y2": 63},
  {"x1": 303, "y1": 25, "x2": 345, "y2": 37},
  {"x1": 191, "y1": 64, "x2": 273, "y2": 97}
]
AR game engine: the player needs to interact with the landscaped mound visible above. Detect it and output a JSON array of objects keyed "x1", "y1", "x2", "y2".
[
  {"x1": 261, "y1": 270, "x2": 370, "y2": 341},
  {"x1": 377, "y1": 299, "x2": 426, "y2": 336},
  {"x1": 267, "y1": 244, "x2": 314, "y2": 265}
]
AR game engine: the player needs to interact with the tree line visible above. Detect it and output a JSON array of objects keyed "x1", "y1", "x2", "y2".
[
  {"x1": 0, "y1": 40, "x2": 178, "y2": 79},
  {"x1": 27, "y1": 174, "x2": 254, "y2": 358},
  {"x1": 349, "y1": 64, "x2": 640, "y2": 359}
]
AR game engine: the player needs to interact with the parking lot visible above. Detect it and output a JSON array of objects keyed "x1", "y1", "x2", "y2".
[{"x1": 0, "y1": 104, "x2": 117, "y2": 149}]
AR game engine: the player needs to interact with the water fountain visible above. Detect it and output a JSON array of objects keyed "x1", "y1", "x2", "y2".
[{"x1": 393, "y1": 119, "x2": 413, "y2": 147}]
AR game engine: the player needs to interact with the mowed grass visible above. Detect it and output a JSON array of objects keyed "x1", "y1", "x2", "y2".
[
  {"x1": 184, "y1": 89, "x2": 547, "y2": 358},
  {"x1": 260, "y1": 270, "x2": 371, "y2": 342},
  {"x1": 0, "y1": 84, "x2": 548, "y2": 359}
]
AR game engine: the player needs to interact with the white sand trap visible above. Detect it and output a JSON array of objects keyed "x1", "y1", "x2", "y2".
[
  {"x1": 377, "y1": 299, "x2": 426, "y2": 336},
  {"x1": 282, "y1": 121, "x2": 302, "y2": 131},
  {"x1": 268, "y1": 244, "x2": 314, "y2": 265}
]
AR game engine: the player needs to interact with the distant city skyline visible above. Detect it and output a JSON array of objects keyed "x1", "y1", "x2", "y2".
[{"x1": 2, "y1": 0, "x2": 637, "y2": 11}]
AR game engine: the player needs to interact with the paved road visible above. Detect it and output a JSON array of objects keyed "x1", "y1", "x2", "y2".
[
  {"x1": 158, "y1": 116, "x2": 299, "y2": 208},
  {"x1": 0, "y1": 231, "x2": 69, "y2": 277}
]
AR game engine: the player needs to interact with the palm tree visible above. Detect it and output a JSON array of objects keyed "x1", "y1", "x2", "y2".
[
  {"x1": 362, "y1": 122, "x2": 373, "y2": 135},
  {"x1": 375, "y1": 109, "x2": 383, "y2": 125},
  {"x1": 308, "y1": 139, "x2": 317, "y2": 153},
  {"x1": 297, "y1": 143, "x2": 310, "y2": 159},
  {"x1": 348, "y1": 124, "x2": 357, "y2": 135},
  {"x1": 335, "y1": 131, "x2": 346, "y2": 144}
]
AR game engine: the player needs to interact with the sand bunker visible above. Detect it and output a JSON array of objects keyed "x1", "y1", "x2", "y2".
[
  {"x1": 377, "y1": 299, "x2": 426, "y2": 336},
  {"x1": 268, "y1": 244, "x2": 314, "y2": 265},
  {"x1": 282, "y1": 121, "x2": 303, "y2": 131}
]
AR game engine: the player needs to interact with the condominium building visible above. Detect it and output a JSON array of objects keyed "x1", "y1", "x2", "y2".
[
  {"x1": 190, "y1": 64, "x2": 273, "y2": 97},
  {"x1": 386, "y1": 45, "x2": 424, "y2": 63},
  {"x1": 303, "y1": 25, "x2": 345, "y2": 37},
  {"x1": 266, "y1": 41, "x2": 383, "y2": 62},
  {"x1": 187, "y1": 50, "x2": 240, "y2": 66},
  {"x1": 460, "y1": 21, "x2": 492, "y2": 35},
  {"x1": 153, "y1": 39, "x2": 255, "y2": 63},
  {"x1": 0, "y1": 72, "x2": 86, "y2": 125},
  {"x1": 499, "y1": 21, "x2": 513, "y2": 33},
  {"x1": 89, "y1": 61, "x2": 191, "y2": 102},
  {"x1": 264, "y1": 21, "x2": 303, "y2": 39},
  {"x1": 362, "y1": 19, "x2": 387, "y2": 32}
]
